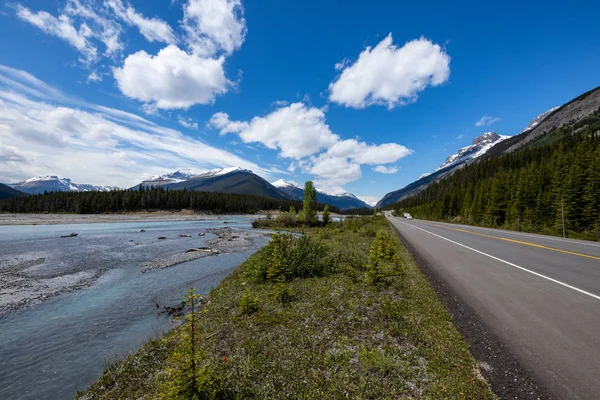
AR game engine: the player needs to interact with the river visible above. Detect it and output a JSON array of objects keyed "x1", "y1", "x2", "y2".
[{"x1": 0, "y1": 216, "x2": 266, "y2": 400}]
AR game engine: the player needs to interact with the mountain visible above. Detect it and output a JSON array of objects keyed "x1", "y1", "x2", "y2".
[
  {"x1": 376, "y1": 132, "x2": 510, "y2": 207},
  {"x1": 483, "y1": 86, "x2": 600, "y2": 159},
  {"x1": 136, "y1": 169, "x2": 197, "y2": 188},
  {"x1": 9, "y1": 176, "x2": 118, "y2": 195},
  {"x1": 0, "y1": 183, "x2": 25, "y2": 199},
  {"x1": 164, "y1": 167, "x2": 289, "y2": 199},
  {"x1": 435, "y1": 132, "x2": 510, "y2": 172},
  {"x1": 272, "y1": 179, "x2": 372, "y2": 210},
  {"x1": 393, "y1": 87, "x2": 600, "y2": 239}
]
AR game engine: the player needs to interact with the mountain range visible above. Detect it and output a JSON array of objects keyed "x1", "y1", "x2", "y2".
[
  {"x1": 272, "y1": 179, "x2": 372, "y2": 209},
  {"x1": 376, "y1": 86, "x2": 600, "y2": 208},
  {"x1": 0, "y1": 168, "x2": 370, "y2": 210},
  {"x1": 8, "y1": 176, "x2": 118, "y2": 195}
]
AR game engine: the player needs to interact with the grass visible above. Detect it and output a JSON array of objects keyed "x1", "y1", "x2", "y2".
[{"x1": 78, "y1": 216, "x2": 495, "y2": 399}]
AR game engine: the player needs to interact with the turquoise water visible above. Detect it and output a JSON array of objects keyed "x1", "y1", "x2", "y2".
[{"x1": 0, "y1": 217, "x2": 265, "y2": 400}]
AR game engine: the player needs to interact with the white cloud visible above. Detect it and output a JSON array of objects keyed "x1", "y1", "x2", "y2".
[
  {"x1": 183, "y1": 0, "x2": 247, "y2": 56},
  {"x1": 208, "y1": 102, "x2": 413, "y2": 188},
  {"x1": 475, "y1": 115, "x2": 500, "y2": 127},
  {"x1": 87, "y1": 70, "x2": 102, "y2": 83},
  {"x1": 457, "y1": 134, "x2": 464, "y2": 139},
  {"x1": 106, "y1": 0, "x2": 176, "y2": 44},
  {"x1": 327, "y1": 139, "x2": 412, "y2": 164},
  {"x1": 16, "y1": 5, "x2": 99, "y2": 63},
  {"x1": 373, "y1": 165, "x2": 399, "y2": 174},
  {"x1": 113, "y1": 45, "x2": 230, "y2": 109},
  {"x1": 15, "y1": 1, "x2": 124, "y2": 63},
  {"x1": 0, "y1": 64, "x2": 270, "y2": 187},
  {"x1": 329, "y1": 34, "x2": 450, "y2": 109},
  {"x1": 208, "y1": 103, "x2": 339, "y2": 159},
  {"x1": 178, "y1": 115, "x2": 199, "y2": 129},
  {"x1": 334, "y1": 58, "x2": 350, "y2": 71},
  {"x1": 272, "y1": 100, "x2": 289, "y2": 107},
  {"x1": 308, "y1": 155, "x2": 362, "y2": 187}
]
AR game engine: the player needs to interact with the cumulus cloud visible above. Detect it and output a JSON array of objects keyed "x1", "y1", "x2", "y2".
[
  {"x1": 183, "y1": 0, "x2": 247, "y2": 56},
  {"x1": 475, "y1": 115, "x2": 500, "y2": 127},
  {"x1": 373, "y1": 165, "x2": 399, "y2": 174},
  {"x1": 0, "y1": 64, "x2": 269, "y2": 187},
  {"x1": 329, "y1": 34, "x2": 450, "y2": 109},
  {"x1": 208, "y1": 103, "x2": 339, "y2": 159},
  {"x1": 208, "y1": 102, "x2": 413, "y2": 188},
  {"x1": 178, "y1": 115, "x2": 199, "y2": 129},
  {"x1": 113, "y1": 45, "x2": 230, "y2": 109},
  {"x1": 106, "y1": 0, "x2": 176, "y2": 44},
  {"x1": 327, "y1": 139, "x2": 412, "y2": 164}
]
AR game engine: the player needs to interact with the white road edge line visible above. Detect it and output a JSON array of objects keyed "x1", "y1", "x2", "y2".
[
  {"x1": 394, "y1": 218, "x2": 600, "y2": 302},
  {"x1": 430, "y1": 220, "x2": 600, "y2": 248}
]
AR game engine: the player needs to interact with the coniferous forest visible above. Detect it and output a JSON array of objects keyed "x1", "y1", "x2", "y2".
[
  {"x1": 392, "y1": 109, "x2": 600, "y2": 240},
  {"x1": 0, "y1": 186, "x2": 342, "y2": 215}
]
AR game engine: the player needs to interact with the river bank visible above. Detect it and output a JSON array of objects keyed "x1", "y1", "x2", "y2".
[
  {"x1": 0, "y1": 217, "x2": 271, "y2": 400},
  {"x1": 79, "y1": 216, "x2": 495, "y2": 399},
  {"x1": 0, "y1": 222, "x2": 267, "y2": 317}
]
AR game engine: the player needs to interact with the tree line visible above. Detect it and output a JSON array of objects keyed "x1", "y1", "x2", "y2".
[
  {"x1": 392, "y1": 109, "x2": 600, "y2": 240},
  {"x1": 0, "y1": 186, "x2": 343, "y2": 215}
]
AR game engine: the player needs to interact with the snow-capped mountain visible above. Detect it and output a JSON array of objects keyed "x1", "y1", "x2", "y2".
[
  {"x1": 137, "y1": 169, "x2": 198, "y2": 188},
  {"x1": 272, "y1": 179, "x2": 372, "y2": 210},
  {"x1": 376, "y1": 132, "x2": 510, "y2": 208},
  {"x1": 9, "y1": 176, "x2": 118, "y2": 195},
  {"x1": 137, "y1": 167, "x2": 253, "y2": 188},
  {"x1": 435, "y1": 132, "x2": 510, "y2": 172},
  {"x1": 272, "y1": 179, "x2": 301, "y2": 189},
  {"x1": 418, "y1": 173, "x2": 431, "y2": 181},
  {"x1": 522, "y1": 106, "x2": 560, "y2": 132}
]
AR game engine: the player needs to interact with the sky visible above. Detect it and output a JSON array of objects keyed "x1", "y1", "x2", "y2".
[{"x1": 0, "y1": 0, "x2": 599, "y2": 204}]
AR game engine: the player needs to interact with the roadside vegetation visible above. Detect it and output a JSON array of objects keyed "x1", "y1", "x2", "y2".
[
  {"x1": 78, "y1": 184, "x2": 495, "y2": 399},
  {"x1": 391, "y1": 109, "x2": 600, "y2": 240}
]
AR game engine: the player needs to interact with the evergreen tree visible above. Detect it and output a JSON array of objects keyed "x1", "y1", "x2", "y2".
[{"x1": 302, "y1": 181, "x2": 317, "y2": 226}]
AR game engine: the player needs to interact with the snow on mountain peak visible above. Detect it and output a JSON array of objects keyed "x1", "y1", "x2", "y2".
[
  {"x1": 10, "y1": 176, "x2": 117, "y2": 194},
  {"x1": 272, "y1": 179, "x2": 300, "y2": 188},
  {"x1": 523, "y1": 106, "x2": 560, "y2": 132},
  {"x1": 433, "y1": 131, "x2": 509, "y2": 173}
]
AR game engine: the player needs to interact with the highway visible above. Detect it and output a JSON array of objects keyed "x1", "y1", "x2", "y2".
[{"x1": 386, "y1": 214, "x2": 600, "y2": 400}]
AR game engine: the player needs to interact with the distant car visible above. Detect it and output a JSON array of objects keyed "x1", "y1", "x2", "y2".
[{"x1": 406, "y1": 215, "x2": 413, "y2": 220}]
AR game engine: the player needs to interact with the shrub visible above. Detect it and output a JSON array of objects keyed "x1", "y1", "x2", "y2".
[
  {"x1": 287, "y1": 235, "x2": 334, "y2": 278},
  {"x1": 364, "y1": 230, "x2": 404, "y2": 286},
  {"x1": 159, "y1": 289, "x2": 231, "y2": 399},
  {"x1": 239, "y1": 288, "x2": 259, "y2": 315},
  {"x1": 276, "y1": 211, "x2": 298, "y2": 227},
  {"x1": 271, "y1": 282, "x2": 295, "y2": 304},
  {"x1": 322, "y1": 205, "x2": 331, "y2": 225},
  {"x1": 250, "y1": 233, "x2": 334, "y2": 283}
]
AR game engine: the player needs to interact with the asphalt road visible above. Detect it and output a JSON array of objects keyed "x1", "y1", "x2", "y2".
[{"x1": 386, "y1": 214, "x2": 600, "y2": 400}]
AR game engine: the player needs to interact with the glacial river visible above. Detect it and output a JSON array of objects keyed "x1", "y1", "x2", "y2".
[{"x1": 0, "y1": 217, "x2": 265, "y2": 400}]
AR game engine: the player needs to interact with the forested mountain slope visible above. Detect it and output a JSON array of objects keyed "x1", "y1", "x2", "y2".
[
  {"x1": 392, "y1": 109, "x2": 600, "y2": 239},
  {"x1": 0, "y1": 183, "x2": 25, "y2": 200},
  {"x1": 0, "y1": 186, "x2": 338, "y2": 214}
]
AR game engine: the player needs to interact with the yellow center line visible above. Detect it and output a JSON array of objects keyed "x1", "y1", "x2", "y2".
[{"x1": 418, "y1": 221, "x2": 600, "y2": 262}]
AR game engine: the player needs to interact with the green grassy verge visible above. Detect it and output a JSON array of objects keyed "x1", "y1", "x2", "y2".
[{"x1": 78, "y1": 216, "x2": 495, "y2": 399}]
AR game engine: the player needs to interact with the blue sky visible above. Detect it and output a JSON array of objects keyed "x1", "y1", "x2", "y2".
[{"x1": 0, "y1": 0, "x2": 599, "y2": 204}]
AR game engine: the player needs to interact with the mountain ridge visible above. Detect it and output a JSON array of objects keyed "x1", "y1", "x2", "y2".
[
  {"x1": 9, "y1": 176, "x2": 118, "y2": 195},
  {"x1": 272, "y1": 179, "x2": 372, "y2": 210}
]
